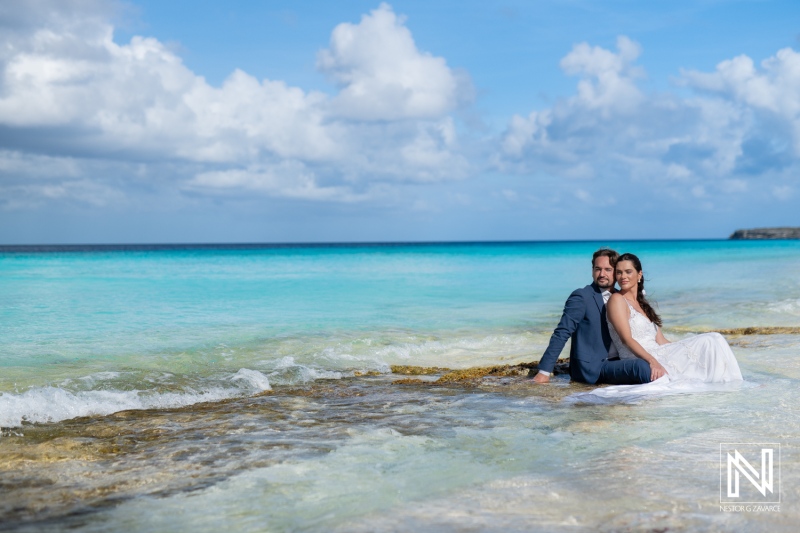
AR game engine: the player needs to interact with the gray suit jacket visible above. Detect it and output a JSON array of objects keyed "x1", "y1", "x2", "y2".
[{"x1": 538, "y1": 283, "x2": 612, "y2": 384}]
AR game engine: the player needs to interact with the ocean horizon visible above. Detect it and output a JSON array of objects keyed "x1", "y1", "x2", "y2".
[
  {"x1": 0, "y1": 237, "x2": 748, "y2": 250},
  {"x1": 2, "y1": 239, "x2": 798, "y2": 531}
]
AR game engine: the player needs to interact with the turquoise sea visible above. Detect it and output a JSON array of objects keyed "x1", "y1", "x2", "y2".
[{"x1": 1, "y1": 240, "x2": 799, "y2": 531}]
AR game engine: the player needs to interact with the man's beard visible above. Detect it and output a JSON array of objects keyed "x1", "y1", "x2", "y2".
[{"x1": 596, "y1": 278, "x2": 614, "y2": 289}]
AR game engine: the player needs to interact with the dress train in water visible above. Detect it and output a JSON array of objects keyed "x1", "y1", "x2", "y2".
[{"x1": 569, "y1": 300, "x2": 744, "y2": 403}]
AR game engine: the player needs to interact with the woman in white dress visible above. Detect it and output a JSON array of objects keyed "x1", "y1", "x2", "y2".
[{"x1": 605, "y1": 253, "x2": 743, "y2": 386}]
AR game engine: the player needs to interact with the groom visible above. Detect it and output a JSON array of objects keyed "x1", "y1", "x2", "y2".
[{"x1": 532, "y1": 248, "x2": 651, "y2": 384}]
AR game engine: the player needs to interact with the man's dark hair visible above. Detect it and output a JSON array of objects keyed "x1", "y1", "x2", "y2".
[{"x1": 592, "y1": 248, "x2": 619, "y2": 267}]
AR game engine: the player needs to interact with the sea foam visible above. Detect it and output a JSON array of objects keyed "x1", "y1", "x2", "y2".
[
  {"x1": 0, "y1": 368, "x2": 271, "y2": 428},
  {"x1": 231, "y1": 368, "x2": 272, "y2": 391}
]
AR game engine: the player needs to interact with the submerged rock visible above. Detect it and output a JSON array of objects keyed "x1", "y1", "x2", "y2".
[
  {"x1": 391, "y1": 358, "x2": 570, "y2": 385},
  {"x1": 390, "y1": 365, "x2": 449, "y2": 375},
  {"x1": 717, "y1": 326, "x2": 800, "y2": 335}
]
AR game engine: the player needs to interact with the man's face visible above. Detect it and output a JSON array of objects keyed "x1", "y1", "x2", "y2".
[{"x1": 592, "y1": 256, "x2": 614, "y2": 290}]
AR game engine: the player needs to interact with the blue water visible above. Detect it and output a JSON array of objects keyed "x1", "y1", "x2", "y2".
[
  {"x1": 1, "y1": 240, "x2": 799, "y2": 532},
  {"x1": 2, "y1": 240, "x2": 799, "y2": 414}
]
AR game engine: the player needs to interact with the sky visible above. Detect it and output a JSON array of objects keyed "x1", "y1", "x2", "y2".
[{"x1": 1, "y1": 0, "x2": 800, "y2": 244}]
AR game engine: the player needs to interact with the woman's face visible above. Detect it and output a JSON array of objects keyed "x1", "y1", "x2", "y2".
[{"x1": 615, "y1": 260, "x2": 642, "y2": 292}]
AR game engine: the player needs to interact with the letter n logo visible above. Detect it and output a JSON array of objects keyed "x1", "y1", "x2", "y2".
[{"x1": 720, "y1": 443, "x2": 780, "y2": 503}]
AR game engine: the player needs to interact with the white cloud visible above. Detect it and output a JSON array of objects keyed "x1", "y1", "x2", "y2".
[
  {"x1": 683, "y1": 49, "x2": 800, "y2": 115},
  {"x1": 683, "y1": 47, "x2": 800, "y2": 152},
  {"x1": 0, "y1": 149, "x2": 162, "y2": 209},
  {"x1": 720, "y1": 178, "x2": 747, "y2": 193},
  {"x1": 559, "y1": 36, "x2": 644, "y2": 115},
  {"x1": 0, "y1": 1, "x2": 470, "y2": 207},
  {"x1": 574, "y1": 188, "x2": 591, "y2": 202},
  {"x1": 0, "y1": 150, "x2": 82, "y2": 179},
  {"x1": 665, "y1": 163, "x2": 692, "y2": 181},
  {"x1": 499, "y1": 189, "x2": 517, "y2": 201},
  {"x1": 772, "y1": 185, "x2": 793, "y2": 200},
  {"x1": 496, "y1": 36, "x2": 800, "y2": 213},
  {"x1": 317, "y1": 3, "x2": 470, "y2": 121},
  {"x1": 0, "y1": 7, "x2": 336, "y2": 164},
  {"x1": 187, "y1": 162, "x2": 372, "y2": 203},
  {"x1": 501, "y1": 110, "x2": 551, "y2": 158}
]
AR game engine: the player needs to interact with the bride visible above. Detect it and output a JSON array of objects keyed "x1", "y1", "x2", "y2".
[{"x1": 575, "y1": 253, "x2": 743, "y2": 401}]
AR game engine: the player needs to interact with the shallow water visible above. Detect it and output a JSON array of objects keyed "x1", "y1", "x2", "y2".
[{"x1": 1, "y1": 241, "x2": 798, "y2": 531}]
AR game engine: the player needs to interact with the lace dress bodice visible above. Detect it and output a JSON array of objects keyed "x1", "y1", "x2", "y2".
[{"x1": 608, "y1": 299, "x2": 658, "y2": 358}]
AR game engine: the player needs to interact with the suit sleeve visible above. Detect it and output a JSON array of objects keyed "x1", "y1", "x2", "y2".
[{"x1": 537, "y1": 289, "x2": 585, "y2": 373}]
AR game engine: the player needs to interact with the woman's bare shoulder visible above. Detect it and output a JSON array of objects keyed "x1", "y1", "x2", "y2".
[
  {"x1": 606, "y1": 293, "x2": 629, "y2": 317},
  {"x1": 608, "y1": 293, "x2": 625, "y2": 304}
]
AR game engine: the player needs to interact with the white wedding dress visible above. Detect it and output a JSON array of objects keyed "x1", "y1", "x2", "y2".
[{"x1": 569, "y1": 300, "x2": 744, "y2": 403}]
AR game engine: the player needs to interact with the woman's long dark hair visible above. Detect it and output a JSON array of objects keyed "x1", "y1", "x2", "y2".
[{"x1": 616, "y1": 253, "x2": 662, "y2": 327}]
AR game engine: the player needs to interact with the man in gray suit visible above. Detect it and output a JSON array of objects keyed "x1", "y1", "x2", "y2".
[{"x1": 532, "y1": 248, "x2": 652, "y2": 384}]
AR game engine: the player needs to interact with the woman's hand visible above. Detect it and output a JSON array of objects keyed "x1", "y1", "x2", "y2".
[
  {"x1": 655, "y1": 327, "x2": 671, "y2": 346},
  {"x1": 650, "y1": 360, "x2": 668, "y2": 381}
]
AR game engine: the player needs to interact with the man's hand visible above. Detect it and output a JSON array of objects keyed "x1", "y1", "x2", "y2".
[
  {"x1": 650, "y1": 361, "x2": 668, "y2": 382},
  {"x1": 531, "y1": 372, "x2": 550, "y2": 383}
]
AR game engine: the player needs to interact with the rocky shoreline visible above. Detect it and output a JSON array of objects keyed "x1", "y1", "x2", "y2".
[{"x1": 729, "y1": 227, "x2": 800, "y2": 239}]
